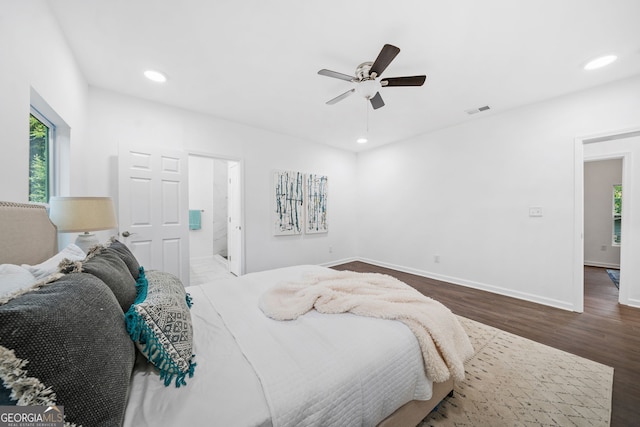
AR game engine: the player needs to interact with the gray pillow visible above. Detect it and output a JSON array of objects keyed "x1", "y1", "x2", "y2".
[
  {"x1": 60, "y1": 248, "x2": 137, "y2": 312},
  {"x1": 106, "y1": 238, "x2": 140, "y2": 280},
  {"x1": 0, "y1": 272, "x2": 135, "y2": 426}
]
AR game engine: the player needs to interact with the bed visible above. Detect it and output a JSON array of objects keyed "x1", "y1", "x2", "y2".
[{"x1": 0, "y1": 201, "x2": 465, "y2": 427}]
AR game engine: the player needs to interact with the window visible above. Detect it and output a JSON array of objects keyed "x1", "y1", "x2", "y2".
[
  {"x1": 613, "y1": 184, "x2": 622, "y2": 246},
  {"x1": 29, "y1": 88, "x2": 72, "y2": 202},
  {"x1": 29, "y1": 110, "x2": 54, "y2": 203}
]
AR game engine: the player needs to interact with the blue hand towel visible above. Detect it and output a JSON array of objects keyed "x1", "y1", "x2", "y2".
[{"x1": 189, "y1": 210, "x2": 201, "y2": 230}]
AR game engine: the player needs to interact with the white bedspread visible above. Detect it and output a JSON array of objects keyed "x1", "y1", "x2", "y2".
[
  {"x1": 123, "y1": 265, "x2": 432, "y2": 427},
  {"x1": 204, "y1": 265, "x2": 432, "y2": 427},
  {"x1": 259, "y1": 270, "x2": 473, "y2": 383}
]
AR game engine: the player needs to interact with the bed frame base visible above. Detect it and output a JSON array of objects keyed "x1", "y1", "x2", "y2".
[{"x1": 377, "y1": 378, "x2": 454, "y2": 427}]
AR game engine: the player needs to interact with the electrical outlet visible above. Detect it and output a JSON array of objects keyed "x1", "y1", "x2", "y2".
[
  {"x1": 329, "y1": 246, "x2": 333, "y2": 253},
  {"x1": 434, "y1": 255, "x2": 440, "y2": 263},
  {"x1": 529, "y1": 207, "x2": 543, "y2": 217}
]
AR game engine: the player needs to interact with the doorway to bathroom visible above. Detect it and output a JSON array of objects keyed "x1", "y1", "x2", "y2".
[{"x1": 188, "y1": 154, "x2": 242, "y2": 283}]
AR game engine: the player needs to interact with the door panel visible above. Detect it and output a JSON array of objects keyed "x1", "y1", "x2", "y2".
[
  {"x1": 162, "y1": 180, "x2": 180, "y2": 224},
  {"x1": 119, "y1": 145, "x2": 189, "y2": 285},
  {"x1": 162, "y1": 238, "x2": 181, "y2": 275},
  {"x1": 130, "y1": 240, "x2": 153, "y2": 268},
  {"x1": 228, "y1": 161, "x2": 242, "y2": 276}
]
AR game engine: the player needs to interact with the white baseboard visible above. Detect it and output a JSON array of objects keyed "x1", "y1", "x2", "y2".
[
  {"x1": 626, "y1": 298, "x2": 640, "y2": 309},
  {"x1": 190, "y1": 254, "x2": 216, "y2": 262},
  {"x1": 584, "y1": 261, "x2": 620, "y2": 269},
  {"x1": 320, "y1": 257, "x2": 358, "y2": 268},
  {"x1": 355, "y1": 257, "x2": 577, "y2": 312}
]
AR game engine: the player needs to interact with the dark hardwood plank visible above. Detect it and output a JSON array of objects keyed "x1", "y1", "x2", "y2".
[{"x1": 331, "y1": 262, "x2": 640, "y2": 426}]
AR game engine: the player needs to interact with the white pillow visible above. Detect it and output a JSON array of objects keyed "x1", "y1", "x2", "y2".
[
  {"x1": 22, "y1": 243, "x2": 86, "y2": 280},
  {"x1": 0, "y1": 264, "x2": 38, "y2": 297}
]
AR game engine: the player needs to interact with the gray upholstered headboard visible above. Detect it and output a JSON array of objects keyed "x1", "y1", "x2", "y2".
[{"x1": 0, "y1": 201, "x2": 58, "y2": 265}]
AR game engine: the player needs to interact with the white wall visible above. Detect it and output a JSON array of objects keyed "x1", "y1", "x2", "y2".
[
  {"x1": 4, "y1": 4, "x2": 639, "y2": 308},
  {"x1": 188, "y1": 156, "x2": 228, "y2": 260},
  {"x1": 212, "y1": 159, "x2": 229, "y2": 257},
  {"x1": 188, "y1": 155, "x2": 215, "y2": 260},
  {"x1": 86, "y1": 87, "x2": 358, "y2": 273},
  {"x1": 0, "y1": 1, "x2": 88, "y2": 202},
  {"x1": 356, "y1": 75, "x2": 640, "y2": 311},
  {"x1": 584, "y1": 159, "x2": 621, "y2": 268}
]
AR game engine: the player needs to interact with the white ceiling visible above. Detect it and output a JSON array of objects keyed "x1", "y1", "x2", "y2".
[{"x1": 47, "y1": 0, "x2": 640, "y2": 152}]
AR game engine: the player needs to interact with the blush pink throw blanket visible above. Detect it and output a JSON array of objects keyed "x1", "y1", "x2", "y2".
[{"x1": 259, "y1": 270, "x2": 474, "y2": 383}]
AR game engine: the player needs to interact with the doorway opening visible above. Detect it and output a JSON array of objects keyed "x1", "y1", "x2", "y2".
[
  {"x1": 574, "y1": 128, "x2": 640, "y2": 311},
  {"x1": 188, "y1": 154, "x2": 242, "y2": 284},
  {"x1": 583, "y1": 158, "x2": 622, "y2": 297}
]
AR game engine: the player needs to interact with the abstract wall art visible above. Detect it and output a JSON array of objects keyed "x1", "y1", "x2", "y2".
[
  {"x1": 273, "y1": 170, "x2": 304, "y2": 235},
  {"x1": 305, "y1": 173, "x2": 328, "y2": 234}
]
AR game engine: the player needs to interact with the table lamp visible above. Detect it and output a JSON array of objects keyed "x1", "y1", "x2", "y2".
[{"x1": 48, "y1": 196, "x2": 118, "y2": 253}]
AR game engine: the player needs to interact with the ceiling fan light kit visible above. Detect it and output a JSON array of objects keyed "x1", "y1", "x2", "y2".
[
  {"x1": 318, "y1": 44, "x2": 426, "y2": 110},
  {"x1": 356, "y1": 79, "x2": 381, "y2": 99}
]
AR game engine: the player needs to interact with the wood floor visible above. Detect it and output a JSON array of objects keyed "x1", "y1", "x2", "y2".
[{"x1": 332, "y1": 262, "x2": 640, "y2": 426}]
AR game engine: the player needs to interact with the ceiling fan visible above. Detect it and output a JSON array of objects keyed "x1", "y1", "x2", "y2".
[{"x1": 318, "y1": 44, "x2": 426, "y2": 110}]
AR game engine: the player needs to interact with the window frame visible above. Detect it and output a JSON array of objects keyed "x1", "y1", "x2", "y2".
[
  {"x1": 29, "y1": 87, "x2": 71, "y2": 204},
  {"x1": 29, "y1": 107, "x2": 57, "y2": 204}
]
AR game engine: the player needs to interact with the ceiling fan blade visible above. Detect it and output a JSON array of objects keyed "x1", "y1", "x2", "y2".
[
  {"x1": 326, "y1": 88, "x2": 356, "y2": 105},
  {"x1": 318, "y1": 69, "x2": 355, "y2": 82},
  {"x1": 369, "y1": 92, "x2": 385, "y2": 109},
  {"x1": 370, "y1": 44, "x2": 400, "y2": 77},
  {"x1": 381, "y1": 75, "x2": 427, "y2": 87}
]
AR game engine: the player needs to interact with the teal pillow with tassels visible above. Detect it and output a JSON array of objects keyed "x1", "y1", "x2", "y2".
[{"x1": 125, "y1": 267, "x2": 196, "y2": 387}]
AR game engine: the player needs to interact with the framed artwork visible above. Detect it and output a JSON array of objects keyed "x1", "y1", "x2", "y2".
[
  {"x1": 273, "y1": 170, "x2": 304, "y2": 235},
  {"x1": 305, "y1": 173, "x2": 328, "y2": 233}
]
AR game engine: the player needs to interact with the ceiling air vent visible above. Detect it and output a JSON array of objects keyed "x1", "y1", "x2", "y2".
[{"x1": 465, "y1": 105, "x2": 491, "y2": 115}]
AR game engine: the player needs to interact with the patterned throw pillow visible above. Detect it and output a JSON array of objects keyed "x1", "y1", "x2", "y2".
[
  {"x1": 125, "y1": 268, "x2": 196, "y2": 387},
  {"x1": 0, "y1": 272, "x2": 135, "y2": 426}
]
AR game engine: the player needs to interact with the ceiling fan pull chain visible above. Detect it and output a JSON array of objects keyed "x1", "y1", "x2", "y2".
[{"x1": 366, "y1": 101, "x2": 369, "y2": 135}]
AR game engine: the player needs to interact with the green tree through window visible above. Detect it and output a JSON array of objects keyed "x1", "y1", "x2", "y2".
[
  {"x1": 613, "y1": 184, "x2": 622, "y2": 245},
  {"x1": 29, "y1": 114, "x2": 50, "y2": 203}
]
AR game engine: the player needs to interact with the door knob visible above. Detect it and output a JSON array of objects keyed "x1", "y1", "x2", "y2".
[{"x1": 122, "y1": 231, "x2": 131, "y2": 237}]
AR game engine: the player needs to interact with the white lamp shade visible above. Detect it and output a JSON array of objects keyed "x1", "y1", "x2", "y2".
[{"x1": 49, "y1": 197, "x2": 118, "y2": 232}]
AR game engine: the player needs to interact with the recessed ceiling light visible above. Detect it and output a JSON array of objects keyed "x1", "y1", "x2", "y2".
[
  {"x1": 356, "y1": 137, "x2": 368, "y2": 144},
  {"x1": 144, "y1": 70, "x2": 167, "y2": 83},
  {"x1": 584, "y1": 55, "x2": 617, "y2": 71}
]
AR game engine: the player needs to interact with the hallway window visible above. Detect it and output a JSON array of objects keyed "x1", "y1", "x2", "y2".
[{"x1": 612, "y1": 184, "x2": 622, "y2": 245}]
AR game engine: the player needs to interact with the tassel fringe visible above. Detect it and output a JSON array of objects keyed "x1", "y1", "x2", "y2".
[
  {"x1": 125, "y1": 267, "x2": 196, "y2": 388},
  {"x1": 0, "y1": 346, "x2": 57, "y2": 406}
]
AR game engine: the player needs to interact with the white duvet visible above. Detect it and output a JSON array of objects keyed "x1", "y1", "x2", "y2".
[{"x1": 123, "y1": 265, "x2": 432, "y2": 427}]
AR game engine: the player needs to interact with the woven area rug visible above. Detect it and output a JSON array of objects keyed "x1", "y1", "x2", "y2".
[{"x1": 420, "y1": 316, "x2": 613, "y2": 426}]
